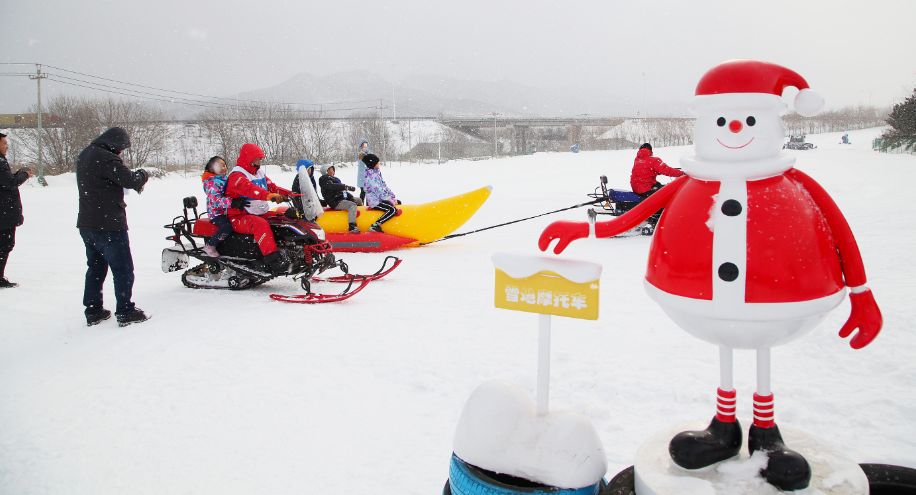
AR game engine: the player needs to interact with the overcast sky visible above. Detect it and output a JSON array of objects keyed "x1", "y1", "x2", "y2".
[{"x1": 2, "y1": 0, "x2": 915, "y2": 114}]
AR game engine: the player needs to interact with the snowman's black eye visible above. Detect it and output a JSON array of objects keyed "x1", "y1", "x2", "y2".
[
  {"x1": 746, "y1": 116, "x2": 756, "y2": 126},
  {"x1": 717, "y1": 117, "x2": 726, "y2": 127}
]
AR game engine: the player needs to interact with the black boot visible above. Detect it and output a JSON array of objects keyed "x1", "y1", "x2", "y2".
[
  {"x1": 0, "y1": 277, "x2": 18, "y2": 288},
  {"x1": 85, "y1": 307, "x2": 112, "y2": 326},
  {"x1": 669, "y1": 417, "x2": 742, "y2": 469},
  {"x1": 348, "y1": 223, "x2": 360, "y2": 234},
  {"x1": 263, "y1": 251, "x2": 290, "y2": 275},
  {"x1": 116, "y1": 307, "x2": 150, "y2": 327},
  {"x1": 748, "y1": 424, "x2": 811, "y2": 491}
]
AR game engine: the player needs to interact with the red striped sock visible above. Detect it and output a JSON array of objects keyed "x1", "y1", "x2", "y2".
[
  {"x1": 753, "y1": 393, "x2": 775, "y2": 428},
  {"x1": 715, "y1": 388, "x2": 737, "y2": 423}
]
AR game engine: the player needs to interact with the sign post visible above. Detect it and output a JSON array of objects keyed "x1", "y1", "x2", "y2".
[{"x1": 492, "y1": 253, "x2": 601, "y2": 415}]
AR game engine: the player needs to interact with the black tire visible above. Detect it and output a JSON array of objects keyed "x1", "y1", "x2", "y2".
[
  {"x1": 448, "y1": 454, "x2": 605, "y2": 495},
  {"x1": 181, "y1": 264, "x2": 207, "y2": 289},
  {"x1": 607, "y1": 463, "x2": 916, "y2": 494},
  {"x1": 861, "y1": 464, "x2": 916, "y2": 494},
  {"x1": 605, "y1": 466, "x2": 634, "y2": 495}
]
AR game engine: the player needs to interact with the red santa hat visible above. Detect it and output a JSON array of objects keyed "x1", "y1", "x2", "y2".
[{"x1": 691, "y1": 60, "x2": 824, "y2": 117}]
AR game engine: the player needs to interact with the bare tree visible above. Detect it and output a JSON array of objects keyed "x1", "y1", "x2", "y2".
[
  {"x1": 347, "y1": 114, "x2": 391, "y2": 162},
  {"x1": 13, "y1": 96, "x2": 101, "y2": 174},
  {"x1": 199, "y1": 107, "x2": 245, "y2": 165},
  {"x1": 93, "y1": 98, "x2": 170, "y2": 169},
  {"x1": 302, "y1": 112, "x2": 339, "y2": 164}
]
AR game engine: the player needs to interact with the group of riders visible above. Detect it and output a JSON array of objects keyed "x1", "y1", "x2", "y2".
[{"x1": 199, "y1": 140, "x2": 399, "y2": 275}]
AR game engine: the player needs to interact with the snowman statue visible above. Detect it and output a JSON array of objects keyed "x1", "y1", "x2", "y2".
[{"x1": 538, "y1": 60, "x2": 882, "y2": 491}]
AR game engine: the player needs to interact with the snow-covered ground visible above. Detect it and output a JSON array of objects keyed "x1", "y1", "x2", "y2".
[{"x1": 1, "y1": 127, "x2": 913, "y2": 494}]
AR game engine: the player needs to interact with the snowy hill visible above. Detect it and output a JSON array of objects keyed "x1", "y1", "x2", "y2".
[
  {"x1": 0, "y1": 127, "x2": 914, "y2": 494},
  {"x1": 236, "y1": 71, "x2": 671, "y2": 117}
]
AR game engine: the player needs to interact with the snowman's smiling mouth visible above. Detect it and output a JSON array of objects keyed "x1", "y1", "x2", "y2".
[{"x1": 717, "y1": 137, "x2": 755, "y2": 149}]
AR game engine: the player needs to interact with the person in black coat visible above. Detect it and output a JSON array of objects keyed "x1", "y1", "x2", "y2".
[
  {"x1": 0, "y1": 132, "x2": 33, "y2": 288},
  {"x1": 318, "y1": 164, "x2": 361, "y2": 233},
  {"x1": 76, "y1": 127, "x2": 150, "y2": 327}
]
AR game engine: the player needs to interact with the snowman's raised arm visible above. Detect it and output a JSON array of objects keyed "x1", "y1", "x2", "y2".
[
  {"x1": 786, "y1": 168, "x2": 882, "y2": 349},
  {"x1": 539, "y1": 176, "x2": 688, "y2": 254},
  {"x1": 594, "y1": 176, "x2": 688, "y2": 238}
]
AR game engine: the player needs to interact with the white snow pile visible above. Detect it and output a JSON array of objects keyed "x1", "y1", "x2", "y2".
[
  {"x1": 634, "y1": 425, "x2": 869, "y2": 494},
  {"x1": 492, "y1": 252, "x2": 602, "y2": 283},
  {"x1": 452, "y1": 380, "x2": 608, "y2": 489}
]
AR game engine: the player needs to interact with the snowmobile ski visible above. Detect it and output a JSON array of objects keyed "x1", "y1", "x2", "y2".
[
  {"x1": 310, "y1": 256, "x2": 401, "y2": 283},
  {"x1": 269, "y1": 276, "x2": 371, "y2": 304}
]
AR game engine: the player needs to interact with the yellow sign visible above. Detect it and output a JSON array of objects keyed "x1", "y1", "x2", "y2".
[{"x1": 494, "y1": 268, "x2": 600, "y2": 320}]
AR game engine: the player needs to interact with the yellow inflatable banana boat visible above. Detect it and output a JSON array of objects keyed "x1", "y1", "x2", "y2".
[{"x1": 318, "y1": 186, "x2": 492, "y2": 248}]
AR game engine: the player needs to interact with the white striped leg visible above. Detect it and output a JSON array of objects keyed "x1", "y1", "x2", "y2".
[{"x1": 716, "y1": 346, "x2": 736, "y2": 422}]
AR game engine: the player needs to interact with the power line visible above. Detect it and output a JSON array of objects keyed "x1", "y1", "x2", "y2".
[
  {"x1": 45, "y1": 77, "x2": 227, "y2": 109},
  {"x1": 43, "y1": 63, "x2": 380, "y2": 108},
  {"x1": 44, "y1": 75, "x2": 383, "y2": 114},
  {"x1": 48, "y1": 74, "x2": 234, "y2": 109}
]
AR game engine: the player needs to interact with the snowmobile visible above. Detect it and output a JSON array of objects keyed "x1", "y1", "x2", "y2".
[
  {"x1": 783, "y1": 134, "x2": 816, "y2": 150},
  {"x1": 161, "y1": 196, "x2": 401, "y2": 303},
  {"x1": 585, "y1": 175, "x2": 656, "y2": 236}
]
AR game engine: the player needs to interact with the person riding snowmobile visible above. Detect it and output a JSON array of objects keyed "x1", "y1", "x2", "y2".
[
  {"x1": 225, "y1": 143, "x2": 293, "y2": 273},
  {"x1": 630, "y1": 142, "x2": 684, "y2": 226},
  {"x1": 630, "y1": 142, "x2": 684, "y2": 196}
]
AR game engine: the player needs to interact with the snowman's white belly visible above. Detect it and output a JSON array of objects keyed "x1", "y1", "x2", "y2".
[{"x1": 644, "y1": 281, "x2": 846, "y2": 349}]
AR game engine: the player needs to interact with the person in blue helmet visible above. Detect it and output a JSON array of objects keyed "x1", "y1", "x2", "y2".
[{"x1": 291, "y1": 155, "x2": 325, "y2": 216}]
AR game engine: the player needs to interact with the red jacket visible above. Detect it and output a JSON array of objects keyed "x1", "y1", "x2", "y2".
[
  {"x1": 630, "y1": 148, "x2": 684, "y2": 194},
  {"x1": 224, "y1": 143, "x2": 292, "y2": 217}
]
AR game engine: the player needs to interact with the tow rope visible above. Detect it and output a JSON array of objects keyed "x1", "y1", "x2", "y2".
[{"x1": 422, "y1": 200, "x2": 600, "y2": 245}]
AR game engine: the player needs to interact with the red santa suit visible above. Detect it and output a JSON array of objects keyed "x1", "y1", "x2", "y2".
[{"x1": 642, "y1": 158, "x2": 851, "y2": 349}]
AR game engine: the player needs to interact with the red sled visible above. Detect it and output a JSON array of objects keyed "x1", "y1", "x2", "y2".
[{"x1": 327, "y1": 232, "x2": 416, "y2": 253}]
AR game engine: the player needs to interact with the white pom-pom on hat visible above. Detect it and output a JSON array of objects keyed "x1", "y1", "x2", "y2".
[{"x1": 794, "y1": 88, "x2": 824, "y2": 117}]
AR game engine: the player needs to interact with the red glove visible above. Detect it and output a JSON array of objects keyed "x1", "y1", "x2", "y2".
[
  {"x1": 839, "y1": 289, "x2": 882, "y2": 349},
  {"x1": 538, "y1": 221, "x2": 589, "y2": 254}
]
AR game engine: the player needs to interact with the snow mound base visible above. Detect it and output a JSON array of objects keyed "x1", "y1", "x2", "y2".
[
  {"x1": 634, "y1": 424, "x2": 868, "y2": 494},
  {"x1": 453, "y1": 380, "x2": 607, "y2": 489}
]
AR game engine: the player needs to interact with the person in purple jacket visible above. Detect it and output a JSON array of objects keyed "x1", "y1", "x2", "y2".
[
  {"x1": 200, "y1": 156, "x2": 247, "y2": 257},
  {"x1": 361, "y1": 153, "x2": 401, "y2": 233}
]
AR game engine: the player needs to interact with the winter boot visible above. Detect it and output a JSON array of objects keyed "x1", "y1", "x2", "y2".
[
  {"x1": 201, "y1": 245, "x2": 220, "y2": 258},
  {"x1": 116, "y1": 308, "x2": 150, "y2": 327},
  {"x1": 264, "y1": 251, "x2": 290, "y2": 275},
  {"x1": 369, "y1": 223, "x2": 383, "y2": 233},
  {"x1": 748, "y1": 424, "x2": 811, "y2": 491},
  {"x1": 0, "y1": 277, "x2": 18, "y2": 288},
  {"x1": 669, "y1": 417, "x2": 742, "y2": 469},
  {"x1": 348, "y1": 223, "x2": 361, "y2": 234},
  {"x1": 85, "y1": 307, "x2": 112, "y2": 326}
]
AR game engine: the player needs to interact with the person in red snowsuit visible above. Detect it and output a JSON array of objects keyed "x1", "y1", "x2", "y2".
[
  {"x1": 630, "y1": 142, "x2": 684, "y2": 196},
  {"x1": 629, "y1": 143, "x2": 684, "y2": 226},
  {"x1": 224, "y1": 143, "x2": 293, "y2": 272}
]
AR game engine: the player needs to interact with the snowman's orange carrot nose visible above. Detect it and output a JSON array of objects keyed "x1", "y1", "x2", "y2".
[{"x1": 728, "y1": 120, "x2": 743, "y2": 133}]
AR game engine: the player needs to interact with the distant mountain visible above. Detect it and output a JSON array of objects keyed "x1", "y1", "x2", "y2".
[
  {"x1": 0, "y1": 70, "x2": 689, "y2": 118},
  {"x1": 235, "y1": 71, "x2": 690, "y2": 118}
]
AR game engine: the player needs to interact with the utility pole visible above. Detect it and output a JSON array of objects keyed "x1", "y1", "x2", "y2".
[
  {"x1": 392, "y1": 85, "x2": 397, "y2": 122},
  {"x1": 492, "y1": 112, "x2": 498, "y2": 158},
  {"x1": 29, "y1": 64, "x2": 48, "y2": 186}
]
